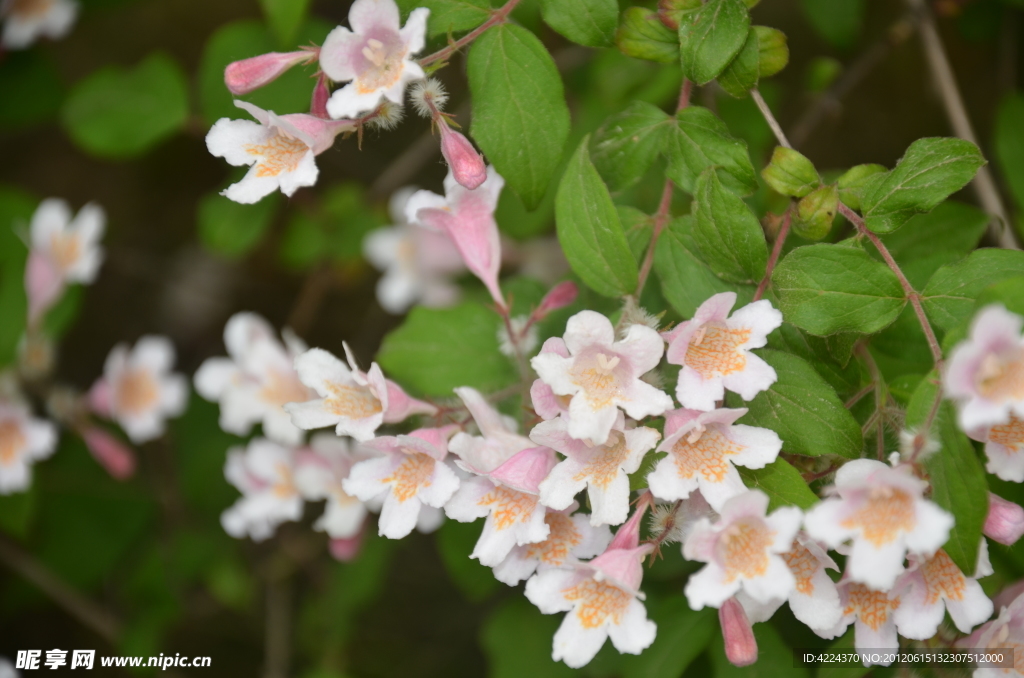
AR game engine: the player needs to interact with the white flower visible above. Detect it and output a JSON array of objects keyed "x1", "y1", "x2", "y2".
[
  {"x1": 683, "y1": 490, "x2": 802, "y2": 610},
  {"x1": 804, "y1": 459, "x2": 954, "y2": 590},
  {"x1": 221, "y1": 438, "x2": 304, "y2": 541},
  {"x1": 0, "y1": 402, "x2": 56, "y2": 494},
  {"x1": 319, "y1": 0, "x2": 429, "y2": 119},
  {"x1": 959, "y1": 591, "x2": 1024, "y2": 678},
  {"x1": 531, "y1": 311, "x2": 673, "y2": 446},
  {"x1": 293, "y1": 433, "x2": 372, "y2": 539},
  {"x1": 0, "y1": 0, "x2": 77, "y2": 50},
  {"x1": 530, "y1": 414, "x2": 660, "y2": 526},
  {"x1": 645, "y1": 407, "x2": 781, "y2": 512},
  {"x1": 946, "y1": 304, "x2": 1024, "y2": 431},
  {"x1": 447, "y1": 386, "x2": 535, "y2": 474},
  {"x1": 492, "y1": 505, "x2": 611, "y2": 586},
  {"x1": 89, "y1": 336, "x2": 188, "y2": 444},
  {"x1": 829, "y1": 579, "x2": 903, "y2": 665},
  {"x1": 362, "y1": 188, "x2": 464, "y2": 314},
  {"x1": 342, "y1": 427, "x2": 460, "y2": 539},
  {"x1": 285, "y1": 343, "x2": 436, "y2": 442},
  {"x1": 206, "y1": 101, "x2": 354, "y2": 204},
  {"x1": 663, "y1": 292, "x2": 782, "y2": 411},
  {"x1": 968, "y1": 414, "x2": 1024, "y2": 483},
  {"x1": 194, "y1": 312, "x2": 315, "y2": 445}
]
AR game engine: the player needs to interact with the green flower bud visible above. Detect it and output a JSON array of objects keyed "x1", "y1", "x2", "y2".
[
  {"x1": 762, "y1": 147, "x2": 821, "y2": 198},
  {"x1": 794, "y1": 183, "x2": 839, "y2": 240},
  {"x1": 754, "y1": 26, "x2": 788, "y2": 78}
]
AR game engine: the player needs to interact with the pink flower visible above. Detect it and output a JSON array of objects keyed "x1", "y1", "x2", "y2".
[
  {"x1": 530, "y1": 338, "x2": 572, "y2": 421},
  {"x1": 530, "y1": 414, "x2": 660, "y2": 526},
  {"x1": 985, "y1": 493, "x2": 1024, "y2": 546},
  {"x1": 683, "y1": 490, "x2": 802, "y2": 610},
  {"x1": 946, "y1": 304, "x2": 1024, "y2": 431},
  {"x1": 958, "y1": 591, "x2": 1024, "y2": 678},
  {"x1": 720, "y1": 597, "x2": 757, "y2": 667},
  {"x1": 285, "y1": 343, "x2": 435, "y2": 441},
  {"x1": 294, "y1": 433, "x2": 372, "y2": 539},
  {"x1": 319, "y1": 0, "x2": 429, "y2": 119},
  {"x1": 440, "y1": 126, "x2": 487, "y2": 190},
  {"x1": 206, "y1": 101, "x2": 355, "y2": 204},
  {"x1": 0, "y1": 0, "x2": 77, "y2": 50},
  {"x1": 829, "y1": 578, "x2": 903, "y2": 665},
  {"x1": 535, "y1": 281, "x2": 579, "y2": 320},
  {"x1": 406, "y1": 167, "x2": 507, "y2": 309},
  {"x1": 447, "y1": 386, "x2": 536, "y2": 473},
  {"x1": 646, "y1": 407, "x2": 781, "y2": 512},
  {"x1": 804, "y1": 459, "x2": 953, "y2": 590},
  {"x1": 343, "y1": 427, "x2": 460, "y2": 539},
  {"x1": 968, "y1": 414, "x2": 1024, "y2": 482},
  {"x1": 893, "y1": 545, "x2": 993, "y2": 639},
  {"x1": 81, "y1": 427, "x2": 135, "y2": 480},
  {"x1": 0, "y1": 402, "x2": 56, "y2": 494},
  {"x1": 224, "y1": 51, "x2": 311, "y2": 95},
  {"x1": 221, "y1": 438, "x2": 304, "y2": 541},
  {"x1": 663, "y1": 292, "x2": 782, "y2": 411},
  {"x1": 531, "y1": 311, "x2": 673, "y2": 446},
  {"x1": 310, "y1": 72, "x2": 331, "y2": 119}
]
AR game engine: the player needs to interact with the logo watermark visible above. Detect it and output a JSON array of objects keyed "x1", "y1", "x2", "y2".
[{"x1": 15, "y1": 650, "x2": 211, "y2": 671}]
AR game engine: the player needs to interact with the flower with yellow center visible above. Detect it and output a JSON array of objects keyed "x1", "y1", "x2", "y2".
[
  {"x1": 492, "y1": 506, "x2": 612, "y2": 586},
  {"x1": 893, "y1": 545, "x2": 993, "y2": 640},
  {"x1": 221, "y1": 438, "x2": 304, "y2": 541},
  {"x1": 0, "y1": 403, "x2": 56, "y2": 495}
]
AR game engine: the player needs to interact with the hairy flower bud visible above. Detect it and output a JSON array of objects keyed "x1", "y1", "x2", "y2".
[
  {"x1": 440, "y1": 126, "x2": 487, "y2": 190},
  {"x1": 224, "y1": 51, "x2": 309, "y2": 96},
  {"x1": 536, "y1": 281, "x2": 578, "y2": 319},
  {"x1": 720, "y1": 597, "x2": 758, "y2": 667},
  {"x1": 310, "y1": 72, "x2": 330, "y2": 119},
  {"x1": 985, "y1": 493, "x2": 1024, "y2": 546},
  {"x1": 82, "y1": 427, "x2": 136, "y2": 480}
]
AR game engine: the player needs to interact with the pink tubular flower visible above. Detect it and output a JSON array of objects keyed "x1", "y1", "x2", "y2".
[
  {"x1": 969, "y1": 414, "x2": 1024, "y2": 482},
  {"x1": 0, "y1": 0, "x2": 77, "y2": 50},
  {"x1": 720, "y1": 597, "x2": 757, "y2": 667},
  {"x1": 224, "y1": 51, "x2": 310, "y2": 95},
  {"x1": 81, "y1": 427, "x2": 135, "y2": 480},
  {"x1": 439, "y1": 126, "x2": 487, "y2": 190},
  {"x1": 0, "y1": 402, "x2": 57, "y2": 495},
  {"x1": 221, "y1": 438, "x2": 304, "y2": 541},
  {"x1": 893, "y1": 545, "x2": 993, "y2": 640},
  {"x1": 683, "y1": 490, "x2": 802, "y2": 610},
  {"x1": 342, "y1": 427, "x2": 460, "y2": 539},
  {"x1": 406, "y1": 166, "x2": 507, "y2": 309},
  {"x1": 946, "y1": 304, "x2": 1024, "y2": 431},
  {"x1": 294, "y1": 433, "x2": 372, "y2": 539},
  {"x1": 89, "y1": 336, "x2": 188, "y2": 444},
  {"x1": 319, "y1": 0, "x2": 429, "y2": 119},
  {"x1": 285, "y1": 343, "x2": 436, "y2": 441},
  {"x1": 985, "y1": 493, "x2": 1024, "y2": 546},
  {"x1": 530, "y1": 414, "x2": 660, "y2": 526},
  {"x1": 535, "y1": 281, "x2": 579, "y2": 320},
  {"x1": 958, "y1": 591, "x2": 1024, "y2": 677},
  {"x1": 206, "y1": 101, "x2": 355, "y2": 204},
  {"x1": 530, "y1": 311, "x2": 673, "y2": 446},
  {"x1": 524, "y1": 506, "x2": 657, "y2": 668},
  {"x1": 804, "y1": 459, "x2": 953, "y2": 591},
  {"x1": 646, "y1": 407, "x2": 781, "y2": 512},
  {"x1": 663, "y1": 292, "x2": 782, "y2": 411}
]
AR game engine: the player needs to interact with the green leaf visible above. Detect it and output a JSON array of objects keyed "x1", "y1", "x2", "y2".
[
  {"x1": 436, "y1": 519, "x2": 500, "y2": 602},
  {"x1": 620, "y1": 600, "x2": 715, "y2": 678},
  {"x1": 259, "y1": 0, "x2": 311, "y2": 44},
  {"x1": 540, "y1": 0, "x2": 618, "y2": 47},
  {"x1": 755, "y1": 26, "x2": 788, "y2": 78},
  {"x1": 995, "y1": 91, "x2": 1024, "y2": 211},
  {"x1": 198, "y1": 192, "x2": 279, "y2": 259},
  {"x1": 800, "y1": 0, "x2": 864, "y2": 49},
  {"x1": 772, "y1": 243, "x2": 906, "y2": 336},
  {"x1": 878, "y1": 201, "x2": 988, "y2": 267},
  {"x1": 61, "y1": 52, "x2": 189, "y2": 159},
  {"x1": 590, "y1": 102, "x2": 672, "y2": 192},
  {"x1": 666, "y1": 106, "x2": 759, "y2": 196},
  {"x1": 767, "y1": 322, "x2": 859, "y2": 395},
  {"x1": 727, "y1": 349, "x2": 863, "y2": 459},
  {"x1": 396, "y1": 0, "x2": 492, "y2": 37},
  {"x1": 377, "y1": 302, "x2": 517, "y2": 396},
  {"x1": 975, "y1": 276, "x2": 1024, "y2": 318},
  {"x1": 717, "y1": 27, "x2": 759, "y2": 98},
  {"x1": 739, "y1": 458, "x2": 819, "y2": 510},
  {"x1": 691, "y1": 168, "x2": 767, "y2": 284},
  {"x1": 555, "y1": 137, "x2": 639, "y2": 297},
  {"x1": 836, "y1": 163, "x2": 886, "y2": 210},
  {"x1": 620, "y1": 205, "x2": 654, "y2": 260},
  {"x1": 655, "y1": 216, "x2": 755, "y2": 317},
  {"x1": 761, "y1": 146, "x2": 820, "y2": 198},
  {"x1": 860, "y1": 137, "x2": 987, "y2": 234},
  {"x1": 468, "y1": 24, "x2": 571, "y2": 209},
  {"x1": 616, "y1": 7, "x2": 679, "y2": 64},
  {"x1": 481, "y1": 598, "x2": 574, "y2": 678},
  {"x1": 906, "y1": 376, "x2": 988, "y2": 575},
  {"x1": 678, "y1": 0, "x2": 751, "y2": 86},
  {"x1": 921, "y1": 249, "x2": 1024, "y2": 331}
]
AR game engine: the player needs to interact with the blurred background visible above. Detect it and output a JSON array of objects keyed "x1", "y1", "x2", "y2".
[{"x1": 1, "y1": 0, "x2": 1024, "y2": 675}]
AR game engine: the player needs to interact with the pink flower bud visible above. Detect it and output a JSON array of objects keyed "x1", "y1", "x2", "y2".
[
  {"x1": 224, "y1": 51, "x2": 309, "y2": 96},
  {"x1": 82, "y1": 427, "x2": 136, "y2": 480},
  {"x1": 608, "y1": 492, "x2": 653, "y2": 552},
  {"x1": 329, "y1": 522, "x2": 367, "y2": 562},
  {"x1": 440, "y1": 126, "x2": 487, "y2": 190},
  {"x1": 535, "y1": 281, "x2": 578, "y2": 319},
  {"x1": 311, "y1": 72, "x2": 330, "y2": 119},
  {"x1": 985, "y1": 493, "x2": 1024, "y2": 546},
  {"x1": 87, "y1": 379, "x2": 112, "y2": 418},
  {"x1": 720, "y1": 597, "x2": 758, "y2": 667},
  {"x1": 24, "y1": 251, "x2": 64, "y2": 327}
]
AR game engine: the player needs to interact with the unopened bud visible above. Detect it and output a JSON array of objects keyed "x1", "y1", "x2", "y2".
[
  {"x1": 224, "y1": 51, "x2": 309, "y2": 96},
  {"x1": 755, "y1": 27, "x2": 789, "y2": 78},
  {"x1": 24, "y1": 251, "x2": 64, "y2": 327},
  {"x1": 82, "y1": 427, "x2": 136, "y2": 480},
  {"x1": 720, "y1": 597, "x2": 758, "y2": 667},
  {"x1": 794, "y1": 183, "x2": 838, "y2": 241},
  {"x1": 310, "y1": 72, "x2": 330, "y2": 119},
  {"x1": 762, "y1": 147, "x2": 821, "y2": 198},
  {"x1": 536, "y1": 281, "x2": 578, "y2": 319},
  {"x1": 985, "y1": 493, "x2": 1024, "y2": 546},
  {"x1": 440, "y1": 126, "x2": 487, "y2": 190}
]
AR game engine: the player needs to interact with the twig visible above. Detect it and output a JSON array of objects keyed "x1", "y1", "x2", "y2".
[
  {"x1": 0, "y1": 534, "x2": 121, "y2": 643},
  {"x1": 751, "y1": 88, "x2": 791, "y2": 149},
  {"x1": 418, "y1": 0, "x2": 523, "y2": 67},
  {"x1": 844, "y1": 382, "x2": 876, "y2": 409},
  {"x1": 905, "y1": 0, "x2": 1019, "y2": 249},
  {"x1": 856, "y1": 343, "x2": 888, "y2": 461},
  {"x1": 752, "y1": 207, "x2": 793, "y2": 302}
]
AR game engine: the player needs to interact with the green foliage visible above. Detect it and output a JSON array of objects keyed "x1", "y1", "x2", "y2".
[
  {"x1": 378, "y1": 302, "x2": 517, "y2": 396},
  {"x1": 995, "y1": 91, "x2": 1024, "y2": 211},
  {"x1": 739, "y1": 458, "x2": 819, "y2": 511},
  {"x1": 717, "y1": 27, "x2": 759, "y2": 98},
  {"x1": 921, "y1": 248, "x2": 1024, "y2": 331},
  {"x1": 616, "y1": 8, "x2": 679, "y2": 63},
  {"x1": 259, "y1": 0, "x2": 311, "y2": 44},
  {"x1": 482, "y1": 598, "x2": 574, "y2": 678},
  {"x1": 280, "y1": 184, "x2": 383, "y2": 269},
  {"x1": 540, "y1": 0, "x2": 618, "y2": 47},
  {"x1": 772, "y1": 244, "x2": 906, "y2": 336},
  {"x1": 907, "y1": 377, "x2": 988, "y2": 575},
  {"x1": 198, "y1": 192, "x2": 279, "y2": 259},
  {"x1": 860, "y1": 138, "x2": 987, "y2": 234},
  {"x1": 556, "y1": 137, "x2": 639, "y2": 297},
  {"x1": 691, "y1": 168, "x2": 767, "y2": 284},
  {"x1": 468, "y1": 24, "x2": 571, "y2": 209},
  {"x1": 590, "y1": 101, "x2": 672, "y2": 192},
  {"x1": 678, "y1": 0, "x2": 751, "y2": 86},
  {"x1": 800, "y1": 0, "x2": 864, "y2": 49},
  {"x1": 767, "y1": 323, "x2": 859, "y2": 395},
  {"x1": 793, "y1": 183, "x2": 838, "y2": 240},
  {"x1": 876, "y1": 201, "x2": 988, "y2": 279},
  {"x1": 436, "y1": 520, "x2": 500, "y2": 602},
  {"x1": 836, "y1": 163, "x2": 886, "y2": 210},
  {"x1": 61, "y1": 52, "x2": 189, "y2": 159},
  {"x1": 761, "y1": 146, "x2": 820, "y2": 198},
  {"x1": 620, "y1": 600, "x2": 715, "y2": 678},
  {"x1": 397, "y1": 0, "x2": 491, "y2": 38},
  {"x1": 728, "y1": 349, "x2": 863, "y2": 459},
  {"x1": 666, "y1": 106, "x2": 759, "y2": 196}
]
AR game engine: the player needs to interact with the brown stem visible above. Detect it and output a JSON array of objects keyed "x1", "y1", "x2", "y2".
[
  {"x1": 418, "y1": 0, "x2": 523, "y2": 67},
  {"x1": 753, "y1": 207, "x2": 792, "y2": 302},
  {"x1": 844, "y1": 382, "x2": 876, "y2": 409}
]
